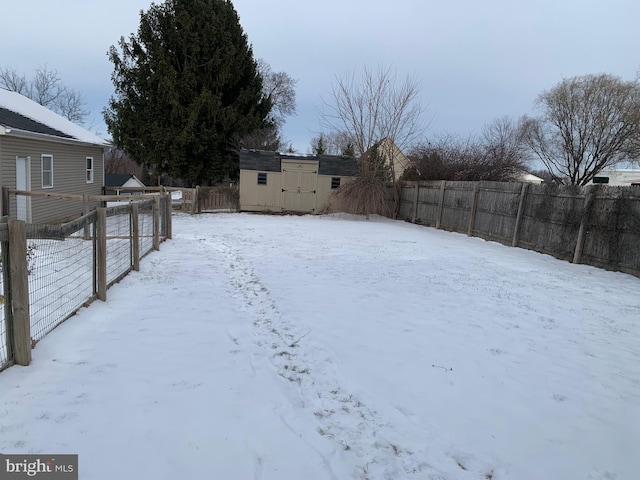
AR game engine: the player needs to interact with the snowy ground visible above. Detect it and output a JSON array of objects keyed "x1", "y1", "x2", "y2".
[{"x1": 1, "y1": 213, "x2": 639, "y2": 480}]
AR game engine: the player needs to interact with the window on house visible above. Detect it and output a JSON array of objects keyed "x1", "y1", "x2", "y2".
[
  {"x1": 593, "y1": 176, "x2": 609, "y2": 184},
  {"x1": 41, "y1": 154, "x2": 53, "y2": 188},
  {"x1": 257, "y1": 172, "x2": 267, "y2": 185},
  {"x1": 86, "y1": 157, "x2": 94, "y2": 183},
  {"x1": 331, "y1": 177, "x2": 341, "y2": 189}
]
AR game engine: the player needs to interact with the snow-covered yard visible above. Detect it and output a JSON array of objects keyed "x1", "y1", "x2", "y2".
[{"x1": 0, "y1": 213, "x2": 638, "y2": 480}]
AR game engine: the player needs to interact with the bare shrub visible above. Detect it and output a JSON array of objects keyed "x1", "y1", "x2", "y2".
[{"x1": 322, "y1": 176, "x2": 392, "y2": 218}]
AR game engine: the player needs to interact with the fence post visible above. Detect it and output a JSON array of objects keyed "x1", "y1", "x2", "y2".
[
  {"x1": 436, "y1": 180, "x2": 446, "y2": 229},
  {"x1": 1, "y1": 187, "x2": 9, "y2": 217},
  {"x1": 467, "y1": 182, "x2": 480, "y2": 236},
  {"x1": 165, "y1": 191, "x2": 172, "y2": 239},
  {"x1": 153, "y1": 195, "x2": 160, "y2": 251},
  {"x1": 8, "y1": 220, "x2": 31, "y2": 366},
  {"x1": 1, "y1": 218, "x2": 13, "y2": 364},
  {"x1": 512, "y1": 183, "x2": 529, "y2": 247},
  {"x1": 96, "y1": 208, "x2": 107, "y2": 301},
  {"x1": 411, "y1": 182, "x2": 420, "y2": 224},
  {"x1": 573, "y1": 185, "x2": 598, "y2": 265},
  {"x1": 191, "y1": 186, "x2": 199, "y2": 214},
  {"x1": 83, "y1": 193, "x2": 91, "y2": 240},
  {"x1": 131, "y1": 203, "x2": 140, "y2": 272}
]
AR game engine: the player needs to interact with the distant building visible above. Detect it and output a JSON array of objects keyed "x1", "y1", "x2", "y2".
[
  {"x1": 361, "y1": 138, "x2": 411, "y2": 181},
  {"x1": 514, "y1": 171, "x2": 544, "y2": 184},
  {"x1": 588, "y1": 169, "x2": 640, "y2": 186},
  {"x1": 104, "y1": 173, "x2": 146, "y2": 194}
]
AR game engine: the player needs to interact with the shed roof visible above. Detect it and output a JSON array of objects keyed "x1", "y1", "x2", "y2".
[{"x1": 239, "y1": 150, "x2": 358, "y2": 176}]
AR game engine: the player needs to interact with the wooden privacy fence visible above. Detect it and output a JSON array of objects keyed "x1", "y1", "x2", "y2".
[
  {"x1": 103, "y1": 186, "x2": 239, "y2": 214},
  {"x1": 0, "y1": 196, "x2": 172, "y2": 372},
  {"x1": 395, "y1": 181, "x2": 640, "y2": 278}
]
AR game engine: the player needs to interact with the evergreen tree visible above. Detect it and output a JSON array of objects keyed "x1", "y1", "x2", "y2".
[
  {"x1": 312, "y1": 134, "x2": 326, "y2": 155},
  {"x1": 342, "y1": 142, "x2": 355, "y2": 157},
  {"x1": 104, "y1": 0, "x2": 271, "y2": 184},
  {"x1": 361, "y1": 141, "x2": 390, "y2": 180}
]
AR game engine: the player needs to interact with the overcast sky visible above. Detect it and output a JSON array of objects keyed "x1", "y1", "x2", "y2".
[{"x1": 2, "y1": 0, "x2": 639, "y2": 153}]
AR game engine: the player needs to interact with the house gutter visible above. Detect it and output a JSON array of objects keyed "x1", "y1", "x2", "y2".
[{"x1": 0, "y1": 125, "x2": 110, "y2": 148}]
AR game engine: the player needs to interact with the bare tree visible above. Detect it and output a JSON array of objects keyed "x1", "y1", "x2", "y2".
[
  {"x1": 522, "y1": 73, "x2": 640, "y2": 185},
  {"x1": 55, "y1": 88, "x2": 90, "y2": 123},
  {"x1": 321, "y1": 64, "x2": 426, "y2": 170},
  {"x1": 240, "y1": 123, "x2": 282, "y2": 151},
  {"x1": 105, "y1": 148, "x2": 149, "y2": 183},
  {"x1": 29, "y1": 66, "x2": 64, "y2": 107},
  {"x1": 240, "y1": 60, "x2": 297, "y2": 151},
  {"x1": 0, "y1": 67, "x2": 27, "y2": 94},
  {"x1": 407, "y1": 117, "x2": 531, "y2": 182},
  {"x1": 257, "y1": 59, "x2": 297, "y2": 126},
  {"x1": 0, "y1": 66, "x2": 90, "y2": 125},
  {"x1": 310, "y1": 131, "x2": 354, "y2": 156},
  {"x1": 320, "y1": 65, "x2": 427, "y2": 217},
  {"x1": 481, "y1": 116, "x2": 529, "y2": 164}
]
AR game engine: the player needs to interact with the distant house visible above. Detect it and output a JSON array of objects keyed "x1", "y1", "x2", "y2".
[
  {"x1": 588, "y1": 169, "x2": 640, "y2": 186},
  {"x1": 0, "y1": 88, "x2": 109, "y2": 223},
  {"x1": 104, "y1": 173, "x2": 146, "y2": 194},
  {"x1": 361, "y1": 138, "x2": 412, "y2": 181},
  {"x1": 239, "y1": 150, "x2": 358, "y2": 213},
  {"x1": 514, "y1": 171, "x2": 544, "y2": 184}
]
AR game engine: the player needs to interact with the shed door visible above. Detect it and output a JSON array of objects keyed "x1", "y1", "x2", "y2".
[
  {"x1": 16, "y1": 156, "x2": 32, "y2": 222},
  {"x1": 282, "y1": 166, "x2": 317, "y2": 212}
]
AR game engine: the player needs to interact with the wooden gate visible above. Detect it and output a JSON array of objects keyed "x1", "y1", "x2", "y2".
[{"x1": 195, "y1": 187, "x2": 239, "y2": 212}]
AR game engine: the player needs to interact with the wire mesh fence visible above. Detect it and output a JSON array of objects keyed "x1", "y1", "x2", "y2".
[
  {"x1": 29, "y1": 228, "x2": 95, "y2": 342},
  {"x1": 1, "y1": 196, "x2": 168, "y2": 369},
  {"x1": 106, "y1": 207, "x2": 133, "y2": 287},
  {"x1": 139, "y1": 200, "x2": 155, "y2": 257}
]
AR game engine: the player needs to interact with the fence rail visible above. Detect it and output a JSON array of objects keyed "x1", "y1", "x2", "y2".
[
  {"x1": 395, "y1": 180, "x2": 640, "y2": 278},
  {"x1": 0, "y1": 195, "x2": 171, "y2": 372},
  {"x1": 102, "y1": 185, "x2": 239, "y2": 214}
]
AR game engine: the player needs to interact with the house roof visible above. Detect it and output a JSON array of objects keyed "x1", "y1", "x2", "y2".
[
  {"x1": 105, "y1": 173, "x2": 145, "y2": 187},
  {"x1": 0, "y1": 88, "x2": 108, "y2": 146}
]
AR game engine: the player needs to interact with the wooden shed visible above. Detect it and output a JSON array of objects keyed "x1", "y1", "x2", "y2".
[{"x1": 239, "y1": 150, "x2": 358, "y2": 213}]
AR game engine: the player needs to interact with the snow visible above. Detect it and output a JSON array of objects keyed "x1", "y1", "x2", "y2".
[
  {"x1": 0, "y1": 88, "x2": 108, "y2": 145},
  {"x1": 1, "y1": 213, "x2": 639, "y2": 480}
]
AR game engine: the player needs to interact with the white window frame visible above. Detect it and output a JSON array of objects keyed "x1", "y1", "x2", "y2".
[
  {"x1": 41, "y1": 154, "x2": 53, "y2": 189},
  {"x1": 86, "y1": 156, "x2": 94, "y2": 184}
]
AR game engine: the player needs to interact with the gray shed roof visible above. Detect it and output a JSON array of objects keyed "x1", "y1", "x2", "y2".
[{"x1": 239, "y1": 150, "x2": 358, "y2": 176}]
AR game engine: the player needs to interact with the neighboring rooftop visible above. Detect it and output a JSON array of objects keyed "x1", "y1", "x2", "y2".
[{"x1": 105, "y1": 173, "x2": 144, "y2": 187}]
